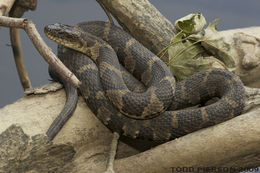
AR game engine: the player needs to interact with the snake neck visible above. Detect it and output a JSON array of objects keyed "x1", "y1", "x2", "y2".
[{"x1": 44, "y1": 23, "x2": 112, "y2": 62}]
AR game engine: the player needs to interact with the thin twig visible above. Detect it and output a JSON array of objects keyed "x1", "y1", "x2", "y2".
[
  {"x1": 105, "y1": 132, "x2": 120, "y2": 173},
  {"x1": 10, "y1": 28, "x2": 32, "y2": 89},
  {"x1": 7, "y1": 0, "x2": 37, "y2": 90},
  {"x1": 0, "y1": 16, "x2": 81, "y2": 88}
]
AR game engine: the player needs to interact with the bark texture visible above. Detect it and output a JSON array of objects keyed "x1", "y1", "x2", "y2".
[
  {"x1": 0, "y1": 125, "x2": 75, "y2": 173},
  {"x1": 0, "y1": 83, "x2": 259, "y2": 173},
  {"x1": 97, "y1": 0, "x2": 175, "y2": 62}
]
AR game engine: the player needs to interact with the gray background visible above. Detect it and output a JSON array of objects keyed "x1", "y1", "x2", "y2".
[{"x1": 1, "y1": 0, "x2": 260, "y2": 108}]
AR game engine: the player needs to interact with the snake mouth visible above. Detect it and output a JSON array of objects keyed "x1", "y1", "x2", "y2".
[{"x1": 44, "y1": 23, "x2": 85, "y2": 52}]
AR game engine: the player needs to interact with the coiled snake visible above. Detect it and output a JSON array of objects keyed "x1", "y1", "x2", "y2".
[{"x1": 45, "y1": 21, "x2": 246, "y2": 141}]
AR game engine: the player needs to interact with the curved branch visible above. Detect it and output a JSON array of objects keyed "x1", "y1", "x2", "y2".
[
  {"x1": 96, "y1": 0, "x2": 175, "y2": 63},
  {"x1": 0, "y1": 16, "x2": 81, "y2": 88},
  {"x1": 9, "y1": 27, "x2": 32, "y2": 89},
  {"x1": 7, "y1": 0, "x2": 37, "y2": 90}
]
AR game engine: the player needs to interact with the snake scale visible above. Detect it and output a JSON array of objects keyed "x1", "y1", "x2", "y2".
[{"x1": 45, "y1": 21, "x2": 246, "y2": 141}]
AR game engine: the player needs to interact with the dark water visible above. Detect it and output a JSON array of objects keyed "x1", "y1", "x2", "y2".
[{"x1": 0, "y1": 0, "x2": 260, "y2": 108}]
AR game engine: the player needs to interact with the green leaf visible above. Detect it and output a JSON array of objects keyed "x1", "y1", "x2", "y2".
[
  {"x1": 200, "y1": 19, "x2": 235, "y2": 67},
  {"x1": 169, "y1": 58, "x2": 215, "y2": 81},
  {"x1": 165, "y1": 14, "x2": 235, "y2": 81},
  {"x1": 175, "y1": 13, "x2": 206, "y2": 35},
  {"x1": 167, "y1": 32, "x2": 209, "y2": 81}
]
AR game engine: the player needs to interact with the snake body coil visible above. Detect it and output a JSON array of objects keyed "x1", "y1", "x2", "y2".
[{"x1": 45, "y1": 21, "x2": 246, "y2": 141}]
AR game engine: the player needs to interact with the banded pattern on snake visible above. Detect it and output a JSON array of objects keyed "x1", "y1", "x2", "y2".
[{"x1": 45, "y1": 21, "x2": 246, "y2": 141}]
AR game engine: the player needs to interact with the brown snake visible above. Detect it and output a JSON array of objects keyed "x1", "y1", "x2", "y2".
[{"x1": 45, "y1": 21, "x2": 246, "y2": 141}]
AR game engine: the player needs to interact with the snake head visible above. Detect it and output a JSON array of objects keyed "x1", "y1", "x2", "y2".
[{"x1": 44, "y1": 23, "x2": 86, "y2": 53}]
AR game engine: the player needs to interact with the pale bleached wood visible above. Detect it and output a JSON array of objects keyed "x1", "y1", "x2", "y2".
[
  {"x1": 111, "y1": 108, "x2": 260, "y2": 173},
  {"x1": 0, "y1": 0, "x2": 15, "y2": 16},
  {"x1": 1, "y1": 84, "x2": 260, "y2": 173}
]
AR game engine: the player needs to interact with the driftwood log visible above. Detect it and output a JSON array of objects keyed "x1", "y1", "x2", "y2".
[{"x1": 0, "y1": 0, "x2": 260, "y2": 172}]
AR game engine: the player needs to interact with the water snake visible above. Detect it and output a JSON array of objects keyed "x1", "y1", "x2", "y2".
[{"x1": 45, "y1": 21, "x2": 246, "y2": 141}]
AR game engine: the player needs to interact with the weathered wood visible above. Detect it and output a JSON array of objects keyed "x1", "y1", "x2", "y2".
[
  {"x1": 7, "y1": 0, "x2": 38, "y2": 90},
  {"x1": 0, "y1": 16, "x2": 81, "y2": 89},
  {"x1": 10, "y1": 28, "x2": 32, "y2": 89},
  {"x1": 112, "y1": 109, "x2": 260, "y2": 173},
  {"x1": 1, "y1": 84, "x2": 260, "y2": 173},
  {"x1": 1, "y1": 0, "x2": 260, "y2": 172},
  {"x1": 0, "y1": 125, "x2": 75, "y2": 173},
  {"x1": 0, "y1": 0, "x2": 15, "y2": 16},
  {"x1": 98, "y1": 0, "x2": 260, "y2": 88},
  {"x1": 97, "y1": 0, "x2": 175, "y2": 62},
  {"x1": 9, "y1": 0, "x2": 37, "y2": 18}
]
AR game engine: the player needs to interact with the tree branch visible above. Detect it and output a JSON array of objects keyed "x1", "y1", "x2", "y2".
[
  {"x1": 9, "y1": 27, "x2": 32, "y2": 89},
  {"x1": 96, "y1": 0, "x2": 175, "y2": 63},
  {"x1": 0, "y1": 0, "x2": 16, "y2": 16},
  {"x1": 6, "y1": 0, "x2": 38, "y2": 90},
  {"x1": 0, "y1": 16, "x2": 81, "y2": 88},
  {"x1": 1, "y1": 84, "x2": 260, "y2": 172},
  {"x1": 98, "y1": 1, "x2": 260, "y2": 89},
  {"x1": 9, "y1": 0, "x2": 37, "y2": 18},
  {"x1": 111, "y1": 108, "x2": 260, "y2": 173}
]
